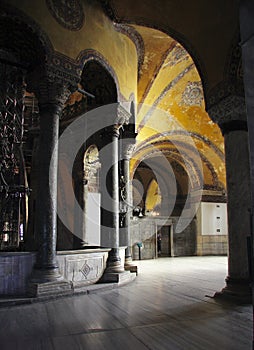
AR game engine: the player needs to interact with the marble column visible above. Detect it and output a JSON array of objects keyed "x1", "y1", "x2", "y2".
[
  {"x1": 220, "y1": 124, "x2": 251, "y2": 300},
  {"x1": 209, "y1": 97, "x2": 251, "y2": 302},
  {"x1": 120, "y1": 142, "x2": 136, "y2": 270},
  {"x1": 240, "y1": 0, "x2": 254, "y2": 307},
  {"x1": 100, "y1": 125, "x2": 124, "y2": 274},
  {"x1": 99, "y1": 104, "x2": 136, "y2": 283},
  {"x1": 27, "y1": 76, "x2": 75, "y2": 296}
]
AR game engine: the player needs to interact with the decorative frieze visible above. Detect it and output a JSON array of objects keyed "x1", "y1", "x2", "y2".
[{"x1": 45, "y1": 52, "x2": 81, "y2": 87}]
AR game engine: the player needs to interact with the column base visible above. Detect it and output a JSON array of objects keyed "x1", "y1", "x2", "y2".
[
  {"x1": 124, "y1": 257, "x2": 138, "y2": 275},
  {"x1": 27, "y1": 266, "x2": 73, "y2": 298},
  {"x1": 105, "y1": 248, "x2": 125, "y2": 273},
  {"x1": 214, "y1": 277, "x2": 252, "y2": 304},
  {"x1": 29, "y1": 265, "x2": 63, "y2": 283},
  {"x1": 28, "y1": 280, "x2": 73, "y2": 298},
  {"x1": 99, "y1": 270, "x2": 136, "y2": 285},
  {"x1": 99, "y1": 248, "x2": 136, "y2": 284}
]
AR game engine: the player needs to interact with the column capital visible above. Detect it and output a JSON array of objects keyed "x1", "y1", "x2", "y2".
[
  {"x1": 114, "y1": 103, "x2": 131, "y2": 125},
  {"x1": 207, "y1": 95, "x2": 247, "y2": 135},
  {"x1": 123, "y1": 143, "x2": 136, "y2": 160},
  {"x1": 207, "y1": 95, "x2": 246, "y2": 124},
  {"x1": 26, "y1": 56, "x2": 80, "y2": 111}
]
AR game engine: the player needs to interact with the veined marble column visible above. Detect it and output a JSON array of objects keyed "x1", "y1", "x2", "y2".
[
  {"x1": 99, "y1": 104, "x2": 136, "y2": 283},
  {"x1": 240, "y1": 0, "x2": 254, "y2": 308},
  {"x1": 221, "y1": 124, "x2": 251, "y2": 300},
  {"x1": 209, "y1": 97, "x2": 252, "y2": 302},
  {"x1": 27, "y1": 68, "x2": 78, "y2": 296},
  {"x1": 120, "y1": 141, "x2": 136, "y2": 270},
  {"x1": 100, "y1": 125, "x2": 124, "y2": 273}
]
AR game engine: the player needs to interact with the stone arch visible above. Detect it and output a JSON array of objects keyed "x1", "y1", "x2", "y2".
[
  {"x1": 77, "y1": 49, "x2": 120, "y2": 102},
  {"x1": 0, "y1": 2, "x2": 53, "y2": 69},
  {"x1": 100, "y1": 2, "x2": 209, "y2": 101}
]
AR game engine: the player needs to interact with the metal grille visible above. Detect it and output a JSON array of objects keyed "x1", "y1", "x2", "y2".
[{"x1": 0, "y1": 64, "x2": 28, "y2": 250}]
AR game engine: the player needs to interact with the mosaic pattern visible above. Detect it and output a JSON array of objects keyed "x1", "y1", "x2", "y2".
[
  {"x1": 163, "y1": 44, "x2": 188, "y2": 67},
  {"x1": 181, "y1": 81, "x2": 203, "y2": 106},
  {"x1": 46, "y1": 0, "x2": 84, "y2": 31},
  {"x1": 138, "y1": 63, "x2": 194, "y2": 131},
  {"x1": 132, "y1": 140, "x2": 221, "y2": 190}
]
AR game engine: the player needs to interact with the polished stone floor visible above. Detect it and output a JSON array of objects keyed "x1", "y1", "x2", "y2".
[{"x1": 0, "y1": 256, "x2": 252, "y2": 350}]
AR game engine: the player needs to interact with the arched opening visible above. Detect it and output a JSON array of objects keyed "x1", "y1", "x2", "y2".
[
  {"x1": 128, "y1": 25, "x2": 227, "y2": 259},
  {"x1": 57, "y1": 57, "x2": 119, "y2": 250}
]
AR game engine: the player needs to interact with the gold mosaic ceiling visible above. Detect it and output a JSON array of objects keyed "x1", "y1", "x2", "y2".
[{"x1": 131, "y1": 25, "x2": 225, "y2": 191}]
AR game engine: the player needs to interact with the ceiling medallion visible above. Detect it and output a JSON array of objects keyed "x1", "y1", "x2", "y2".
[
  {"x1": 46, "y1": 0, "x2": 84, "y2": 31},
  {"x1": 181, "y1": 81, "x2": 203, "y2": 106}
]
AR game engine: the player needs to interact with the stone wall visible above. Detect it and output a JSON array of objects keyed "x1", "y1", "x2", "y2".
[
  {"x1": 130, "y1": 213, "x2": 228, "y2": 259},
  {"x1": 130, "y1": 216, "x2": 196, "y2": 259},
  {"x1": 0, "y1": 252, "x2": 36, "y2": 296},
  {"x1": 173, "y1": 219, "x2": 197, "y2": 256},
  {"x1": 131, "y1": 217, "x2": 157, "y2": 260},
  {"x1": 196, "y1": 235, "x2": 228, "y2": 255},
  {"x1": 196, "y1": 202, "x2": 228, "y2": 255}
]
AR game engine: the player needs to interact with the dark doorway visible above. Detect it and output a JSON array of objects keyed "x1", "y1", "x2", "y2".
[{"x1": 159, "y1": 225, "x2": 172, "y2": 257}]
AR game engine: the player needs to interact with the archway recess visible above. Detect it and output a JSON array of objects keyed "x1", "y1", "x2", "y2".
[{"x1": 130, "y1": 25, "x2": 227, "y2": 258}]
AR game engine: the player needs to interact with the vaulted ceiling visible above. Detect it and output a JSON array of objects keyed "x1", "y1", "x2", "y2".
[
  {"x1": 101, "y1": 0, "x2": 239, "y2": 202},
  {"x1": 101, "y1": 0, "x2": 240, "y2": 98}
]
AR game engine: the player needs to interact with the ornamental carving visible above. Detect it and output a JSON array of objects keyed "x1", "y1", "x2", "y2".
[
  {"x1": 80, "y1": 261, "x2": 92, "y2": 279},
  {"x1": 115, "y1": 104, "x2": 131, "y2": 127},
  {"x1": 207, "y1": 95, "x2": 246, "y2": 125},
  {"x1": 46, "y1": 0, "x2": 84, "y2": 31},
  {"x1": 181, "y1": 81, "x2": 203, "y2": 106}
]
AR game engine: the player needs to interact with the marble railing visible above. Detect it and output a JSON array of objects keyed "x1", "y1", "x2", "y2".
[
  {"x1": 57, "y1": 248, "x2": 111, "y2": 291},
  {"x1": 0, "y1": 248, "x2": 111, "y2": 296}
]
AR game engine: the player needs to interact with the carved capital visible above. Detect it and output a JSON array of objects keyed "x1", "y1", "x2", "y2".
[
  {"x1": 114, "y1": 103, "x2": 131, "y2": 128},
  {"x1": 207, "y1": 95, "x2": 246, "y2": 125},
  {"x1": 122, "y1": 143, "x2": 136, "y2": 160},
  {"x1": 26, "y1": 53, "x2": 81, "y2": 111}
]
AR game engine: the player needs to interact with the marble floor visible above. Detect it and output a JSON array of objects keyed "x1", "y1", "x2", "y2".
[{"x1": 0, "y1": 256, "x2": 252, "y2": 350}]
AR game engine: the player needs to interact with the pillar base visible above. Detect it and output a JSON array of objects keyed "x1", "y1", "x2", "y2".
[
  {"x1": 28, "y1": 280, "x2": 73, "y2": 298},
  {"x1": 104, "y1": 261, "x2": 125, "y2": 274},
  {"x1": 99, "y1": 270, "x2": 136, "y2": 285},
  {"x1": 27, "y1": 266, "x2": 73, "y2": 297},
  {"x1": 214, "y1": 277, "x2": 252, "y2": 304},
  {"x1": 105, "y1": 248, "x2": 125, "y2": 273},
  {"x1": 29, "y1": 265, "x2": 63, "y2": 283},
  {"x1": 124, "y1": 257, "x2": 138, "y2": 275}
]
